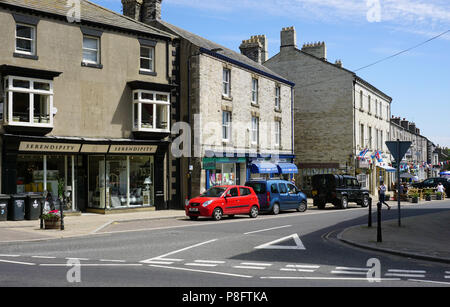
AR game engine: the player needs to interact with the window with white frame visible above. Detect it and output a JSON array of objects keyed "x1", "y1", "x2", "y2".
[
  {"x1": 132, "y1": 90, "x2": 170, "y2": 132},
  {"x1": 223, "y1": 68, "x2": 230, "y2": 97},
  {"x1": 222, "y1": 111, "x2": 231, "y2": 142},
  {"x1": 274, "y1": 120, "x2": 281, "y2": 147},
  {"x1": 275, "y1": 86, "x2": 281, "y2": 110},
  {"x1": 359, "y1": 91, "x2": 363, "y2": 109},
  {"x1": 140, "y1": 46, "x2": 154, "y2": 72},
  {"x1": 82, "y1": 35, "x2": 100, "y2": 64},
  {"x1": 3, "y1": 76, "x2": 53, "y2": 127},
  {"x1": 368, "y1": 95, "x2": 371, "y2": 114},
  {"x1": 251, "y1": 116, "x2": 259, "y2": 145},
  {"x1": 360, "y1": 124, "x2": 364, "y2": 148},
  {"x1": 15, "y1": 23, "x2": 36, "y2": 55},
  {"x1": 251, "y1": 78, "x2": 258, "y2": 104}
]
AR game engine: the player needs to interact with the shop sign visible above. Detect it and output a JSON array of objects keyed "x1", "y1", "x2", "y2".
[
  {"x1": 80, "y1": 144, "x2": 110, "y2": 153},
  {"x1": 202, "y1": 158, "x2": 216, "y2": 170},
  {"x1": 109, "y1": 145, "x2": 157, "y2": 154},
  {"x1": 19, "y1": 142, "x2": 81, "y2": 153},
  {"x1": 202, "y1": 157, "x2": 246, "y2": 170}
]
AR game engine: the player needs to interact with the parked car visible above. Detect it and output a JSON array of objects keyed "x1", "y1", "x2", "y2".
[
  {"x1": 411, "y1": 177, "x2": 450, "y2": 197},
  {"x1": 185, "y1": 185, "x2": 260, "y2": 221},
  {"x1": 311, "y1": 174, "x2": 370, "y2": 209},
  {"x1": 245, "y1": 179, "x2": 307, "y2": 214}
]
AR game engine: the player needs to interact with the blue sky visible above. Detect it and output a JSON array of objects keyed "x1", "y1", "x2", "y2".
[{"x1": 97, "y1": 0, "x2": 449, "y2": 148}]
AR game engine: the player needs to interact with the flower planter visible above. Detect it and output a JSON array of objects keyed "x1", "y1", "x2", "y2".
[
  {"x1": 411, "y1": 197, "x2": 419, "y2": 203},
  {"x1": 44, "y1": 218, "x2": 61, "y2": 229},
  {"x1": 425, "y1": 195, "x2": 432, "y2": 201}
]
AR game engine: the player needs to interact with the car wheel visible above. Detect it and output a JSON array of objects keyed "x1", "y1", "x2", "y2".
[
  {"x1": 249, "y1": 206, "x2": 259, "y2": 218},
  {"x1": 212, "y1": 208, "x2": 223, "y2": 221},
  {"x1": 361, "y1": 195, "x2": 369, "y2": 208},
  {"x1": 297, "y1": 200, "x2": 307, "y2": 212},
  {"x1": 189, "y1": 216, "x2": 198, "y2": 221},
  {"x1": 272, "y1": 203, "x2": 280, "y2": 215},
  {"x1": 340, "y1": 196, "x2": 348, "y2": 209}
]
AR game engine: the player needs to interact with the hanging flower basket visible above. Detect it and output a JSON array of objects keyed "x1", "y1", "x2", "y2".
[{"x1": 41, "y1": 210, "x2": 61, "y2": 230}]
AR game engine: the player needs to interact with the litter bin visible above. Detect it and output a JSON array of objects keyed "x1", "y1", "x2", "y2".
[
  {"x1": 0, "y1": 195, "x2": 10, "y2": 221},
  {"x1": 8, "y1": 194, "x2": 26, "y2": 221},
  {"x1": 25, "y1": 194, "x2": 43, "y2": 220}
]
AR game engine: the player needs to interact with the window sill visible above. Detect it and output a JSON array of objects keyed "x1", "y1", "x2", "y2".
[
  {"x1": 359, "y1": 108, "x2": 364, "y2": 112},
  {"x1": 251, "y1": 103, "x2": 259, "y2": 108},
  {"x1": 81, "y1": 62, "x2": 103, "y2": 69},
  {"x1": 274, "y1": 108, "x2": 282, "y2": 113},
  {"x1": 222, "y1": 95, "x2": 233, "y2": 101},
  {"x1": 13, "y1": 52, "x2": 38, "y2": 60},
  {"x1": 139, "y1": 70, "x2": 157, "y2": 77}
]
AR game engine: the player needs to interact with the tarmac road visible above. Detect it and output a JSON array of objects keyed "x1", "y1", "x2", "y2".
[{"x1": 0, "y1": 200, "x2": 449, "y2": 288}]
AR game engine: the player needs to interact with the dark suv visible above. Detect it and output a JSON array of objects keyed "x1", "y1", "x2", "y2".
[
  {"x1": 311, "y1": 174, "x2": 370, "y2": 209},
  {"x1": 411, "y1": 177, "x2": 450, "y2": 197}
]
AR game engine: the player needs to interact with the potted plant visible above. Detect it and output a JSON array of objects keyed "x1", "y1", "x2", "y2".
[
  {"x1": 424, "y1": 190, "x2": 432, "y2": 201},
  {"x1": 411, "y1": 192, "x2": 419, "y2": 203},
  {"x1": 41, "y1": 210, "x2": 61, "y2": 229},
  {"x1": 436, "y1": 191, "x2": 443, "y2": 200}
]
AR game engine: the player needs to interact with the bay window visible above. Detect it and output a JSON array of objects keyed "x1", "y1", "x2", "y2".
[
  {"x1": 3, "y1": 76, "x2": 53, "y2": 127},
  {"x1": 132, "y1": 90, "x2": 170, "y2": 132}
]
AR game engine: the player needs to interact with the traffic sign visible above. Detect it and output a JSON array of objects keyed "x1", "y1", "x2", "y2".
[{"x1": 386, "y1": 141, "x2": 412, "y2": 163}]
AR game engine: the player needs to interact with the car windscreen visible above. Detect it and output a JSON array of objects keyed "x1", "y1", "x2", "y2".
[
  {"x1": 201, "y1": 187, "x2": 227, "y2": 197},
  {"x1": 246, "y1": 182, "x2": 266, "y2": 194}
]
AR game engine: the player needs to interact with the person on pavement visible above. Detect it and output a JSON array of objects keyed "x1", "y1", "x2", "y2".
[
  {"x1": 378, "y1": 181, "x2": 391, "y2": 210},
  {"x1": 437, "y1": 182, "x2": 445, "y2": 199}
]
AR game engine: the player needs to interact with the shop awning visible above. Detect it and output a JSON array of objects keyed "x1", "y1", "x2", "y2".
[
  {"x1": 378, "y1": 165, "x2": 396, "y2": 172},
  {"x1": 250, "y1": 162, "x2": 278, "y2": 174},
  {"x1": 276, "y1": 163, "x2": 299, "y2": 174}
]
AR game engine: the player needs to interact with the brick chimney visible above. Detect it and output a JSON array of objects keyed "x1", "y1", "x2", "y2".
[
  {"x1": 280, "y1": 26, "x2": 297, "y2": 49},
  {"x1": 391, "y1": 116, "x2": 401, "y2": 126},
  {"x1": 400, "y1": 118, "x2": 409, "y2": 130},
  {"x1": 302, "y1": 41, "x2": 327, "y2": 60},
  {"x1": 240, "y1": 35, "x2": 268, "y2": 64},
  {"x1": 122, "y1": 0, "x2": 143, "y2": 20},
  {"x1": 141, "y1": 0, "x2": 163, "y2": 22},
  {"x1": 409, "y1": 122, "x2": 416, "y2": 134}
]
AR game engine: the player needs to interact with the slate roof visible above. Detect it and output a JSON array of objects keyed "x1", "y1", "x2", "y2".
[
  {"x1": 0, "y1": 0, "x2": 176, "y2": 39},
  {"x1": 155, "y1": 19, "x2": 294, "y2": 86}
]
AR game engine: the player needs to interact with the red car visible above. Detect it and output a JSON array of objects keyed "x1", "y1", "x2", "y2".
[{"x1": 186, "y1": 185, "x2": 260, "y2": 221}]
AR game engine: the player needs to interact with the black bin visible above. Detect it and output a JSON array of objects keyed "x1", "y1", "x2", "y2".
[
  {"x1": 0, "y1": 195, "x2": 10, "y2": 221},
  {"x1": 8, "y1": 194, "x2": 26, "y2": 221},
  {"x1": 25, "y1": 194, "x2": 43, "y2": 220}
]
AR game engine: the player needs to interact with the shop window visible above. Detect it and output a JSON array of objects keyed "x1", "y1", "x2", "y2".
[
  {"x1": 132, "y1": 90, "x2": 170, "y2": 133},
  {"x1": 3, "y1": 76, "x2": 53, "y2": 127}
]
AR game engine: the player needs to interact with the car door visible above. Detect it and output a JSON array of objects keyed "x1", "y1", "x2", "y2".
[
  {"x1": 238, "y1": 187, "x2": 252, "y2": 213},
  {"x1": 351, "y1": 178, "x2": 362, "y2": 202},
  {"x1": 278, "y1": 183, "x2": 289, "y2": 209},
  {"x1": 287, "y1": 183, "x2": 299, "y2": 208},
  {"x1": 224, "y1": 187, "x2": 239, "y2": 214}
]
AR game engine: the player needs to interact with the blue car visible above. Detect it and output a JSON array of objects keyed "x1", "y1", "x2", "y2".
[{"x1": 245, "y1": 179, "x2": 307, "y2": 214}]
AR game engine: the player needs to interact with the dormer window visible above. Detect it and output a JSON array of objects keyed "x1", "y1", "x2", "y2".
[
  {"x1": 3, "y1": 75, "x2": 53, "y2": 128},
  {"x1": 132, "y1": 90, "x2": 170, "y2": 133}
]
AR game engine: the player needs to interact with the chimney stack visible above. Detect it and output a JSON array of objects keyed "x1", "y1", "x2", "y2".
[
  {"x1": 122, "y1": 0, "x2": 143, "y2": 21},
  {"x1": 335, "y1": 59, "x2": 343, "y2": 68},
  {"x1": 280, "y1": 26, "x2": 297, "y2": 49},
  {"x1": 240, "y1": 35, "x2": 268, "y2": 64},
  {"x1": 141, "y1": 0, "x2": 163, "y2": 22},
  {"x1": 302, "y1": 41, "x2": 327, "y2": 60}
]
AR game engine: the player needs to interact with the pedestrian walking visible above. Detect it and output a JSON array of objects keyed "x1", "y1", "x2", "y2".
[
  {"x1": 437, "y1": 182, "x2": 446, "y2": 199},
  {"x1": 378, "y1": 181, "x2": 390, "y2": 210}
]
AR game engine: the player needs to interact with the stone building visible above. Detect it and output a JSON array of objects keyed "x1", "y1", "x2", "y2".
[
  {"x1": 122, "y1": 0, "x2": 296, "y2": 202},
  {"x1": 0, "y1": 0, "x2": 178, "y2": 213},
  {"x1": 256, "y1": 26, "x2": 393, "y2": 195},
  {"x1": 390, "y1": 117, "x2": 429, "y2": 181}
]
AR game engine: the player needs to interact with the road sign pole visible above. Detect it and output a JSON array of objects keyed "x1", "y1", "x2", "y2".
[
  {"x1": 397, "y1": 140, "x2": 401, "y2": 227},
  {"x1": 377, "y1": 201, "x2": 382, "y2": 242}
]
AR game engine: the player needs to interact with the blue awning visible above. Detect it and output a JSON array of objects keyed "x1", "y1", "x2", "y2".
[
  {"x1": 276, "y1": 163, "x2": 299, "y2": 174},
  {"x1": 250, "y1": 162, "x2": 278, "y2": 174}
]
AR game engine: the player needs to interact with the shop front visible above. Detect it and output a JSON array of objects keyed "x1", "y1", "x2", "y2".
[{"x1": 1, "y1": 135, "x2": 169, "y2": 213}]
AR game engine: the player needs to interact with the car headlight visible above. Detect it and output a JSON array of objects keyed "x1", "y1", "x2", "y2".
[{"x1": 202, "y1": 200, "x2": 213, "y2": 207}]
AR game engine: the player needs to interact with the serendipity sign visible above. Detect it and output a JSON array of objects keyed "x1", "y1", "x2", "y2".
[
  {"x1": 109, "y1": 145, "x2": 157, "y2": 154},
  {"x1": 19, "y1": 142, "x2": 81, "y2": 153}
]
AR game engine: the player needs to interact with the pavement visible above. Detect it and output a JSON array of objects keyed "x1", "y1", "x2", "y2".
[{"x1": 1, "y1": 197, "x2": 449, "y2": 265}]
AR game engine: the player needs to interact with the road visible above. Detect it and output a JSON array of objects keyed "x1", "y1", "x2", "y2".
[{"x1": 0, "y1": 201, "x2": 449, "y2": 288}]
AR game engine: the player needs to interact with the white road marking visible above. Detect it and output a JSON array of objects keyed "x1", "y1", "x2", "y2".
[
  {"x1": 194, "y1": 260, "x2": 226, "y2": 264},
  {"x1": 149, "y1": 264, "x2": 253, "y2": 279},
  {"x1": 388, "y1": 269, "x2": 426, "y2": 274},
  {"x1": 385, "y1": 269, "x2": 426, "y2": 278},
  {"x1": 244, "y1": 225, "x2": 292, "y2": 235},
  {"x1": 143, "y1": 261, "x2": 174, "y2": 265},
  {"x1": 185, "y1": 263, "x2": 218, "y2": 267},
  {"x1": 0, "y1": 254, "x2": 21, "y2": 257},
  {"x1": 261, "y1": 276, "x2": 401, "y2": 281},
  {"x1": 385, "y1": 273, "x2": 426, "y2": 278},
  {"x1": 65, "y1": 257, "x2": 89, "y2": 261},
  {"x1": 335, "y1": 267, "x2": 369, "y2": 271},
  {"x1": 240, "y1": 262, "x2": 272, "y2": 267},
  {"x1": 99, "y1": 259, "x2": 127, "y2": 263},
  {"x1": 254, "y1": 234, "x2": 306, "y2": 250},
  {"x1": 0, "y1": 259, "x2": 36, "y2": 266},
  {"x1": 140, "y1": 239, "x2": 218, "y2": 264},
  {"x1": 408, "y1": 279, "x2": 450, "y2": 286},
  {"x1": 331, "y1": 271, "x2": 368, "y2": 275},
  {"x1": 40, "y1": 263, "x2": 143, "y2": 267},
  {"x1": 32, "y1": 256, "x2": 57, "y2": 259},
  {"x1": 233, "y1": 265, "x2": 266, "y2": 270},
  {"x1": 287, "y1": 264, "x2": 320, "y2": 269}
]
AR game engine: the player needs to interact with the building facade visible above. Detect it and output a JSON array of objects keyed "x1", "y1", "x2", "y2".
[
  {"x1": 0, "y1": 0, "x2": 178, "y2": 213},
  {"x1": 122, "y1": 0, "x2": 296, "y2": 201},
  {"x1": 262, "y1": 27, "x2": 393, "y2": 195}
]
